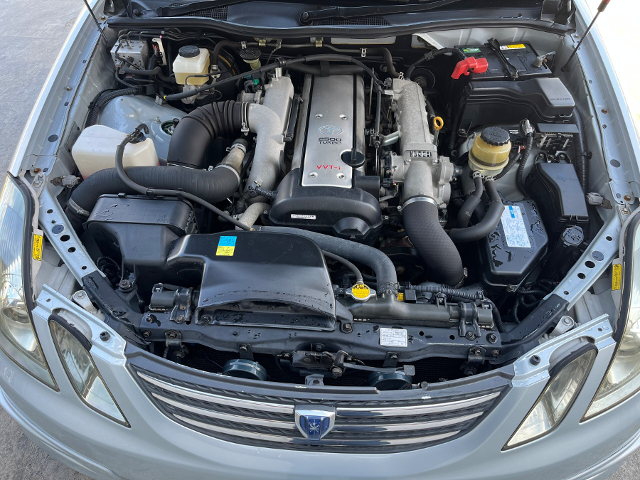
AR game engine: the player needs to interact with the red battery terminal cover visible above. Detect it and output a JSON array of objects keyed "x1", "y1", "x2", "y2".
[{"x1": 451, "y1": 57, "x2": 489, "y2": 79}]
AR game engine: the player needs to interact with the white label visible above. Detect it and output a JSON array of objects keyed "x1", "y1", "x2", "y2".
[
  {"x1": 380, "y1": 328, "x2": 408, "y2": 348},
  {"x1": 501, "y1": 205, "x2": 531, "y2": 248},
  {"x1": 291, "y1": 214, "x2": 316, "y2": 220}
]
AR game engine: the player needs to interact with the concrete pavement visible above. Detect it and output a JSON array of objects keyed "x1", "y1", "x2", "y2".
[{"x1": 0, "y1": 1, "x2": 639, "y2": 478}]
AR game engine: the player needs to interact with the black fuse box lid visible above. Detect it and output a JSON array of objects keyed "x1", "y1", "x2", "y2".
[{"x1": 526, "y1": 162, "x2": 589, "y2": 234}]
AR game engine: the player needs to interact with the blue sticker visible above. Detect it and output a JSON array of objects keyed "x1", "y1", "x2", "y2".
[{"x1": 218, "y1": 236, "x2": 237, "y2": 247}]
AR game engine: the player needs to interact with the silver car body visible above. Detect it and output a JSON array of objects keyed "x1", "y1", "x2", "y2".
[{"x1": 3, "y1": 0, "x2": 640, "y2": 478}]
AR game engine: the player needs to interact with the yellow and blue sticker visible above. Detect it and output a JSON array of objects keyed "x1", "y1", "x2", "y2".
[{"x1": 216, "y1": 236, "x2": 237, "y2": 256}]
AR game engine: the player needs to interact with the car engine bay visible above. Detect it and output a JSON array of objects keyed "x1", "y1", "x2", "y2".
[{"x1": 38, "y1": 23, "x2": 616, "y2": 389}]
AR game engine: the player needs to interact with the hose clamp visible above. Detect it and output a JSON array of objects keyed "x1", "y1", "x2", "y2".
[
  {"x1": 214, "y1": 164, "x2": 242, "y2": 185},
  {"x1": 240, "y1": 102, "x2": 250, "y2": 136},
  {"x1": 401, "y1": 196, "x2": 438, "y2": 211}
]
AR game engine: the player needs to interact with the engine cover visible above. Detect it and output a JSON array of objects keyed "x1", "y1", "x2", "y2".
[{"x1": 300, "y1": 75, "x2": 365, "y2": 188}]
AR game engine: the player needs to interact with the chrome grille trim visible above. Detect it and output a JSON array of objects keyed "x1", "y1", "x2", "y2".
[
  {"x1": 153, "y1": 394, "x2": 296, "y2": 430},
  {"x1": 138, "y1": 372, "x2": 293, "y2": 414},
  {"x1": 331, "y1": 412, "x2": 483, "y2": 433},
  {"x1": 132, "y1": 366, "x2": 508, "y2": 453},
  {"x1": 176, "y1": 414, "x2": 461, "y2": 446},
  {"x1": 336, "y1": 392, "x2": 501, "y2": 417}
]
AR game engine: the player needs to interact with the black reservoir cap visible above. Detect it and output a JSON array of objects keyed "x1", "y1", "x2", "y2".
[{"x1": 178, "y1": 45, "x2": 200, "y2": 58}]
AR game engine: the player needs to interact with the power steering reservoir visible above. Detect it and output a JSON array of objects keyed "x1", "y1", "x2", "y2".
[{"x1": 468, "y1": 127, "x2": 511, "y2": 176}]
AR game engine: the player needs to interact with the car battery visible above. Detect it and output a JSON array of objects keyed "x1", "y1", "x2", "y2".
[{"x1": 457, "y1": 43, "x2": 551, "y2": 81}]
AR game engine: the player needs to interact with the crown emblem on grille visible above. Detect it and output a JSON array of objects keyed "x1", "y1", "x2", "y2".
[{"x1": 294, "y1": 406, "x2": 336, "y2": 440}]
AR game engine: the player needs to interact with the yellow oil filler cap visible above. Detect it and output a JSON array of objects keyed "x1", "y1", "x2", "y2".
[{"x1": 468, "y1": 127, "x2": 511, "y2": 176}]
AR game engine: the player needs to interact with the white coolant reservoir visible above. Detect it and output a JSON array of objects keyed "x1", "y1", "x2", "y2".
[
  {"x1": 72, "y1": 125, "x2": 159, "y2": 178},
  {"x1": 173, "y1": 45, "x2": 210, "y2": 85}
]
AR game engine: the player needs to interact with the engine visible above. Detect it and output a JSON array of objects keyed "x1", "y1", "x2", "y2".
[{"x1": 64, "y1": 34, "x2": 594, "y2": 387}]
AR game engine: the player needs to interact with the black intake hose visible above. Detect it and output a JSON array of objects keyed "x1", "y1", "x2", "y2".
[
  {"x1": 69, "y1": 165, "x2": 240, "y2": 218},
  {"x1": 449, "y1": 180, "x2": 504, "y2": 244},
  {"x1": 167, "y1": 100, "x2": 243, "y2": 168},
  {"x1": 402, "y1": 200, "x2": 464, "y2": 286},
  {"x1": 573, "y1": 107, "x2": 589, "y2": 193},
  {"x1": 457, "y1": 175, "x2": 483, "y2": 228},
  {"x1": 258, "y1": 226, "x2": 398, "y2": 295}
]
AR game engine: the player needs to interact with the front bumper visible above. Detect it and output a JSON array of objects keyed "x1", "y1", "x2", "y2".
[{"x1": 0, "y1": 288, "x2": 638, "y2": 480}]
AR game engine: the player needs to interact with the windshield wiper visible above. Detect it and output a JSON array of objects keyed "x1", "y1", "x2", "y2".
[{"x1": 299, "y1": 0, "x2": 467, "y2": 25}]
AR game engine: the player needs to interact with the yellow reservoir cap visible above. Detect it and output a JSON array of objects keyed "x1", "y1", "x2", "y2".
[{"x1": 468, "y1": 127, "x2": 512, "y2": 176}]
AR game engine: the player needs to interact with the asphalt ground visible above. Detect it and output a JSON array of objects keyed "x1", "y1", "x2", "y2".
[{"x1": 0, "y1": 1, "x2": 639, "y2": 478}]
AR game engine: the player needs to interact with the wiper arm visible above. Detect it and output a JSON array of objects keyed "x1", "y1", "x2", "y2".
[{"x1": 300, "y1": 0, "x2": 466, "y2": 25}]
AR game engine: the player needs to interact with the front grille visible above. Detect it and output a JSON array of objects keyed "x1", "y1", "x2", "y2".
[
  {"x1": 133, "y1": 367, "x2": 506, "y2": 453},
  {"x1": 313, "y1": 16, "x2": 390, "y2": 26}
]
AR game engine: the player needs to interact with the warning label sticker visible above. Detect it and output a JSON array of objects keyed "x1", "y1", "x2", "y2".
[
  {"x1": 612, "y1": 262, "x2": 622, "y2": 291},
  {"x1": 380, "y1": 328, "x2": 408, "y2": 348},
  {"x1": 351, "y1": 283, "x2": 371, "y2": 300},
  {"x1": 501, "y1": 205, "x2": 531, "y2": 249},
  {"x1": 500, "y1": 44, "x2": 526, "y2": 50},
  {"x1": 216, "y1": 236, "x2": 237, "y2": 256},
  {"x1": 32, "y1": 234, "x2": 43, "y2": 261}
]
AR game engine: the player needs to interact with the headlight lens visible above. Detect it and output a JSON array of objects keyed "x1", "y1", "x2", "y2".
[
  {"x1": 584, "y1": 216, "x2": 640, "y2": 420},
  {"x1": 0, "y1": 176, "x2": 55, "y2": 388},
  {"x1": 505, "y1": 348, "x2": 596, "y2": 449},
  {"x1": 50, "y1": 317, "x2": 128, "y2": 425}
]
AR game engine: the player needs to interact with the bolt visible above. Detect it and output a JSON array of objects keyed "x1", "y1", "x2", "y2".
[
  {"x1": 201, "y1": 315, "x2": 212, "y2": 325},
  {"x1": 487, "y1": 333, "x2": 498, "y2": 344},
  {"x1": 342, "y1": 323, "x2": 353, "y2": 333},
  {"x1": 176, "y1": 315, "x2": 185, "y2": 324},
  {"x1": 175, "y1": 350, "x2": 186, "y2": 359},
  {"x1": 473, "y1": 348, "x2": 482, "y2": 356},
  {"x1": 624, "y1": 195, "x2": 633, "y2": 202},
  {"x1": 562, "y1": 316, "x2": 573, "y2": 326},
  {"x1": 331, "y1": 367, "x2": 343, "y2": 377},
  {"x1": 301, "y1": 11, "x2": 310, "y2": 21},
  {"x1": 144, "y1": 313, "x2": 156, "y2": 323},
  {"x1": 168, "y1": 332, "x2": 178, "y2": 339},
  {"x1": 601, "y1": 108, "x2": 608, "y2": 114},
  {"x1": 239, "y1": 345, "x2": 249, "y2": 352},
  {"x1": 142, "y1": 330, "x2": 151, "y2": 338},
  {"x1": 530, "y1": 355, "x2": 541, "y2": 366},
  {"x1": 99, "y1": 331, "x2": 110, "y2": 342},
  {"x1": 465, "y1": 331, "x2": 476, "y2": 340},
  {"x1": 118, "y1": 279, "x2": 132, "y2": 291},
  {"x1": 76, "y1": 291, "x2": 86, "y2": 299},
  {"x1": 315, "y1": 344, "x2": 325, "y2": 351},
  {"x1": 492, "y1": 350, "x2": 500, "y2": 357}
]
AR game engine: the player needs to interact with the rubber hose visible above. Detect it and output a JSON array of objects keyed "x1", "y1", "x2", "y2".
[
  {"x1": 68, "y1": 165, "x2": 240, "y2": 217},
  {"x1": 86, "y1": 87, "x2": 142, "y2": 127},
  {"x1": 406, "y1": 48, "x2": 465, "y2": 79},
  {"x1": 449, "y1": 180, "x2": 504, "y2": 244},
  {"x1": 212, "y1": 40, "x2": 242, "y2": 68},
  {"x1": 488, "y1": 300, "x2": 505, "y2": 332},
  {"x1": 516, "y1": 134, "x2": 534, "y2": 197},
  {"x1": 373, "y1": 47, "x2": 400, "y2": 78},
  {"x1": 323, "y1": 250, "x2": 364, "y2": 284},
  {"x1": 408, "y1": 283, "x2": 481, "y2": 301},
  {"x1": 572, "y1": 107, "x2": 589, "y2": 193},
  {"x1": 167, "y1": 100, "x2": 243, "y2": 168},
  {"x1": 403, "y1": 200, "x2": 464, "y2": 286},
  {"x1": 258, "y1": 226, "x2": 398, "y2": 295},
  {"x1": 286, "y1": 64, "x2": 364, "y2": 76},
  {"x1": 457, "y1": 176, "x2": 484, "y2": 228}
]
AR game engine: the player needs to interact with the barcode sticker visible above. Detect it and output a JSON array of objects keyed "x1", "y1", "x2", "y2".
[
  {"x1": 501, "y1": 205, "x2": 531, "y2": 249},
  {"x1": 380, "y1": 328, "x2": 408, "y2": 348}
]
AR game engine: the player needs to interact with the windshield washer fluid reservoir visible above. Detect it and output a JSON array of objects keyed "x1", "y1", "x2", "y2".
[
  {"x1": 72, "y1": 125, "x2": 159, "y2": 178},
  {"x1": 173, "y1": 45, "x2": 210, "y2": 85}
]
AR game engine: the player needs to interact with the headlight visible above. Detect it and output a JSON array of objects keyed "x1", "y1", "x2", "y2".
[
  {"x1": 0, "y1": 176, "x2": 56, "y2": 389},
  {"x1": 584, "y1": 213, "x2": 640, "y2": 420},
  {"x1": 505, "y1": 346, "x2": 596, "y2": 449},
  {"x1": 49, "y1": 316, "x2": 128, "y2": 426}
]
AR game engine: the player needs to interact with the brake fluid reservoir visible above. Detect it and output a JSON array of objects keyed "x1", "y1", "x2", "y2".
[
  {"x1": 173, "y1": 45, "x2": 210, "y2": 85},
  {"x1": 468, "y1": 127, "x2": 511, "y2": 176},
  {"x1": 72, "y1": 125, "x2": 159, "y2": 178}
]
